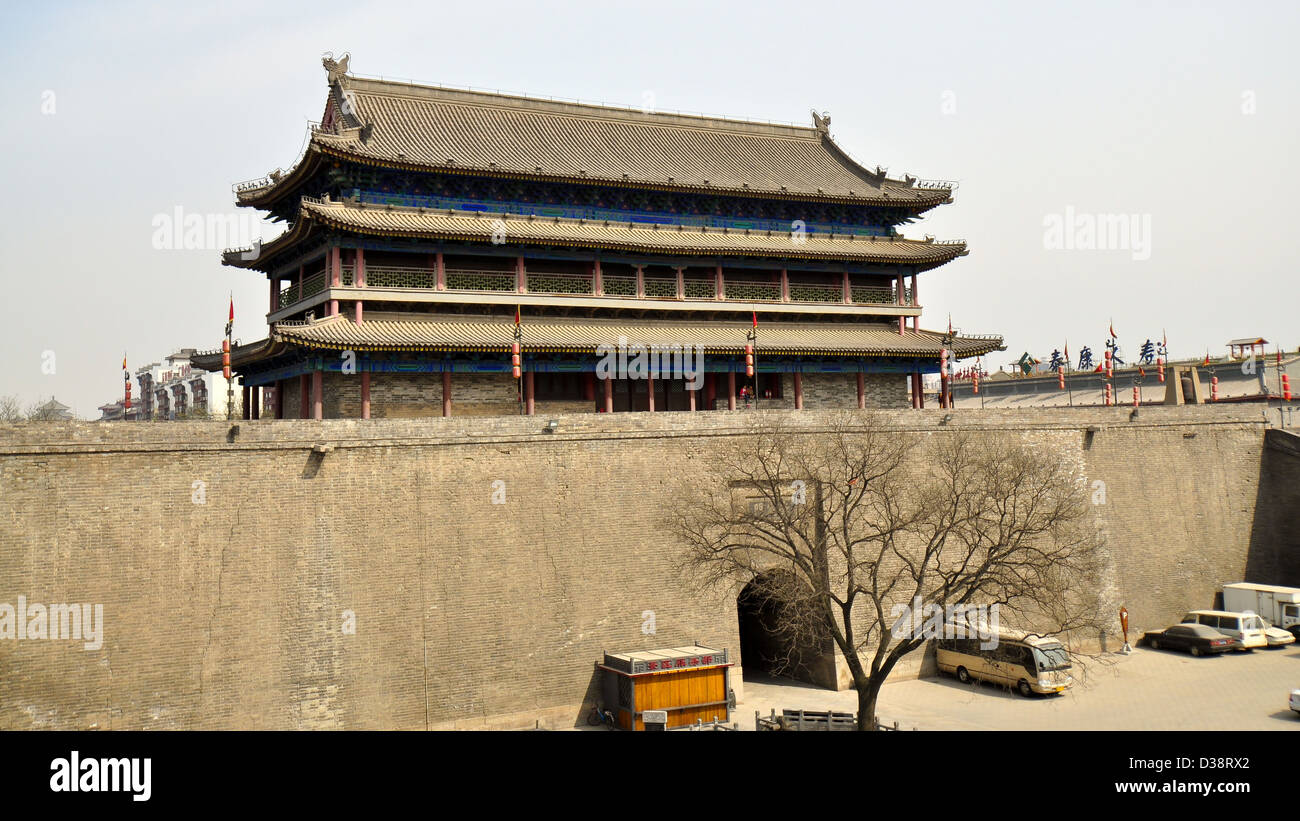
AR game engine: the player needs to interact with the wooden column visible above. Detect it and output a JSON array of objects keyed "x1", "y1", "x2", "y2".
[
  {"x1": 361, "y1": 372, "x2": 370, "y2": 419},
  {"x1": 269, "y1": 278, "x2": 277, "y2": 313},
  {"x1": 276, "y1": 380, "x2": 284, "y2": 419},
  {"x1": 517, "y1": 256, "x2": 527, "y2": 294},
  {"x1": 897, "y1": 272, "x2": 905, "y2": 334},
  {"x1": 675, "y1": 266, "x2": 685, "y2": 300},
  {"x1": 794, "y1": 373, "x2": 803, "y2": 410},
  {"x1": 524, "y1": 370, "x2": 534, "y2": 415},
  {"x1": 312, "y1": 370, "x2": 323, "y2": 420},
  {"x1": 842, "y1": 271, "x2": 851, "y2": 304},
  {"x1": 329, "y1": 247, "x2": 340, "y2": 316},
  {"x1": 583, "y1": 372, "x2": 595, "y2": 401},
  {"x1": 354, "y1": 248, "x2": 365, "y2": 323},
  {"x1": 688, "y1": 382, "x2": 696, "y2": 411},
  {"x1": 435, "y1": 251, "x2": 445, "y2": 291},
  {"x1": 251, "y1": 387, "x2": 261, "y2": 420},
  {"x1": 593, "y1": 258, "x2": 603, "y2": 296},
  {"x1": 781, "y1": 269, "x2": 790, "y2": 302},
  {"x1": 299, "y1": 374, "x2": 310, "y2": 419},
  {"x1": 603, "y1": 375, "x2": 614, "y2": 413},
  {"x1": 635, "y1": 265, "x2": 645, "y2": 298},
  {"x1": 727, "y1": 371, "x2": 736, "y2": 410},
  {"x1": 715, "y1": 264, "x2": 725, "y2": 300},
  {"x1": 857, "y1": 372, "x2": 865, "y2": 409},
  {"x1": 646, "y1": 373, "x2": 655, "y2": 412},
  {"x1": 910, "y1": 273, "x2": 919, "y2": 330},
  {"x1": 242, "y1": 384, "x2": 251, "y2": 420},
  {"x1": 442, "y1": 371, "x2": 452, "y2": 417},
  {"x1": 705, "y1": 373, "x2": 716, "y2": 410}
]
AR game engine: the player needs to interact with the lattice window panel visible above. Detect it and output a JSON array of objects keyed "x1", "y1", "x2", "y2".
[
  {"x1": 445, "y1": 270, "x2": 515, "y2": 292},
  {"x1": 602, "y1": 276, "x2": 636, "y2": 296},
  {"x1": 367, "y1": 266, "x2": 437, "y2": 290},
  {"x1": 850, "y1": 286, "x2": 895, "y2": 305},
  {"x1": 642, "y1": 277, "x2": 678, "y2": 299},
  {"x1": 527, "y1": 273, "x2": 594, "y2": 295},
  {"x1": 299, "y1": 271, "x2": 328, "y2": 299},
  {"x1": 789, "y1": 284, "x2": 841, "y2": 303},
  {"x1": 725, "y1": 281, "x2": 782, "y2": 302},
  {"x1": 339, "y1": 264, "x2": 355, "y2": 286},
  {"x1": 683, "y1": 279, "x2": 716, "y2": 300}
]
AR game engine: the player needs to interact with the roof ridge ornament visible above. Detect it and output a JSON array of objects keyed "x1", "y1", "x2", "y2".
[
  {"x1": 322, "y1": 52, "x2": 351, "y2": 85},
  {"x1": 811, "y1": 110, "x2": 831, "y2": 135}
]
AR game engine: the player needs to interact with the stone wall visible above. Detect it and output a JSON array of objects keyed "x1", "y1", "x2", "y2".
[{"x1": 0, "y1": 405, "x2": 1280, "y2": 730}]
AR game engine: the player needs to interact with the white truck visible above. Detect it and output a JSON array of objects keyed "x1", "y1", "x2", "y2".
[{"x1": 1223, "y1": 583, "x2": 1300, "y2": 638}]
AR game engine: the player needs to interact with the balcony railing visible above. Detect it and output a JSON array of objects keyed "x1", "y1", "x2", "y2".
[
  {"x1": 725, "y1": 280, "x2": 782, "y2": 302},
  {"x1": 273, "y1": 265, "x2": 918, "y2": 311}
]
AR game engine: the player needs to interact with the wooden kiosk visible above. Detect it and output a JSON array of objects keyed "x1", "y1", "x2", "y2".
[{"x1": 597, "y1": 645, "x2": 732, "y2": 730}]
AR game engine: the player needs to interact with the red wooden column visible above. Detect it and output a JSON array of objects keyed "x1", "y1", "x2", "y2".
[
  {"x1": 269, "y1": 277, "x2": 278, "y2": 313},
  {"x1": 435, "y1": 251, "x2": 446, "y2": 291},
  {"x1": 647, "y1": 373, "x2": 655, "y2": 412},
  {"x1": 896, "y1": 272, "x2": 905, "y2": 334},
  {"x1": 793, "y1": 373, "x2": 804, "y2": 410},
  {"x1": 593, "y1": 258, "x2": 603, "y2": 296},
  {"x1": 516, "y1": 256, "x2": 527, "y2": 294},
  {"x1": 715, "y1": 264, "x2": 725, "y2": 300},
  {"x1": 781, "y1": 269, "x2": 790, "y2": 302},
  {"x1": 635, "y1": 265, "x2": 645, "y2": 298},
  {"x1": 312, "y1": 370, "x2": 323, "y2": 420},
  {"x1": 360, "y1": 372, "x2": 371, "y2": 419},
  {"x1": 857, "y1": 372, "x2": 866, "y2": 408},
  {"x1": 842, "y1": 271, "x2": 851, "y2": 304},
  {"x1": 688, "y1": 382, "x2": 696, "y2": 411},
  {"x1": 242, "y1": 384, "x2": 251, "y2": 420},
  {"x1": 251, "y1": 387, "x2": 261, "y2": 420},
  {"x1": 524, "y1": 371, "x2": 535, "y2": 415},
  {"x1": 442, "y1": 371, "x2": 452, "y2": 417},
  {"x1": 275, "y1": 380, "x2": 285, "y2": 419},
  {"x1": 329, "y1": 247, "x2": 341, "y2": 316},
  {"x1": 583, "y1": 373, "x2": 595, "y2": 401},
  {"x1": 299, "y1": 374, "x2": 310, "y2": 419},
  {"x1": 675, "y1": 266, "x2": 685, "y2": 300},
  {"x1": 705, "y1": 373, "x2": 716, "y2": 410},
  {"x1": 910, "y1": 273, "x2": 919, "y2": 331},
  {"x1": 728, "y1": 371, "x2": 737, "y2": 410},
  {"x1": 603, "y1": 375, "x2": 614, "y2": 413},
  {"x1": 354, "y1": 248, "x2": 365, "y2": 324}
]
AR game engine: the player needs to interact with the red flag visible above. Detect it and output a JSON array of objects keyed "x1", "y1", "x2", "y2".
[
  {"x1": 752, "y1": 310, "x2": 758, "y2": 330},
  {"x1": 1202, "y1": 351, "x2": 1210, "y2": 366},
  {"x1": 1109, "y1": 321, "x2": 1117, "y2": 339},
  {"x1": 514, "y1": 305, "x2": 520, "y2": 327},
  {"x1": 229, "y1": 297, "x2": 235, "y2": 322},
  {"x1": 122, "y1": 353, "x2": 127, "y2": 371}
]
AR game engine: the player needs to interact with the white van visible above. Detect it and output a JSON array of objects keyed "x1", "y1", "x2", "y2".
[{"x1": 1180, "y1": 610, "x2": 1267, "y2": 650}]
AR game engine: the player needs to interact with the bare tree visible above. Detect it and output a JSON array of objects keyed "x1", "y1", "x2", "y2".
[
  {"x1": 0, "y1": 395, "x2": 24, "y2": 422},
  {"x1": 670, "y1": 412, "x2": 1108, "y2": 730}
]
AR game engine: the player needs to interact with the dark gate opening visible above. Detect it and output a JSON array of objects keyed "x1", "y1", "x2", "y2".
[{"x1": 736, "y1": 571, "x2": 835, "y2": 688}]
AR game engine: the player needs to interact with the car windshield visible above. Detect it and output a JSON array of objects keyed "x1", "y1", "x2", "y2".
[
  {"x1": 1244, "y1": 616, "x2": 1264, "y2": 630},
  {"x1": 1032, "y1": 644, "x2": 1071, "y2": 672}
]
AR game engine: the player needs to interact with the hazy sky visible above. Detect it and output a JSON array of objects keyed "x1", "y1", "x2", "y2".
[{"x1": 2, "y1": 0, "x2": 1296, "y2": 416}]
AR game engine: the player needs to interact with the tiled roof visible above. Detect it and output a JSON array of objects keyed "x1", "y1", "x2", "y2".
[
  {"x1": 228, "y1": 197, "x2": 967, "y2": 269},
  {"x1": 267, "y1": 312, "x2": 1003, "y2": 358},
  {"x1": 239, "y1": 70, "x2": 954, "y2": 209}
]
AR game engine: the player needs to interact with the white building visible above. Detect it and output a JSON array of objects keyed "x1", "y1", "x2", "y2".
[{"x1": 132, "y1": 349, "x2": 240, "y2": 420}]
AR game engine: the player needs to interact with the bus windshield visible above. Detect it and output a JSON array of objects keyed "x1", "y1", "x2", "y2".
[{"x1": 1031, "y1": 644, "x2": 1071, "y2": 672}]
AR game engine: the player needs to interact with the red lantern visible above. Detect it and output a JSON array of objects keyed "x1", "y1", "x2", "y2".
[
  {"x1": 744, "y1": 344, "x2": 754, "y2": 378},
  {"x1": 1104, "y1": 384, "x2": 1112, "y2": 406},
  {"x1": 1057, "y1": 368, "x2": 1065, "y2": 390},
  {"x1": 1104, "y1": 348, "x2": 1113, "y2": 379},
  {"x1": 1211, "y1": 376, "x2": 1219, "y2": 402},
  {"x1": 1132, "y1": 386, "x2": 1139, "y2": 408},
  {"x1": 973, "y1": 370, "x2": 980, "y2": 394},
  {"x1": 1157, "y1": 356, "x2": 1165, "y2": 383},
  {"x1": 1283, "y1": 374, "x2": 1291, "y2": 401},
  {"x1": 511, "y1": 341, "x2": 521, "y2": 380}
]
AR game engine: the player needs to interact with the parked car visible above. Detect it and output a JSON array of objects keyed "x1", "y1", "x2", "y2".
[
  {"x1": 1141, "y1": 624, "x2": 1240, "y2": 656},
  {"x1": 1290, "y1": 689, "x2": 1300, "y2": 716},
  {"x1": 1262, "y1": 621, "x2": 1297, "y2": 647},
  {"x1": 1180, "y1": 610, "x2": 1268, "y2": 650}
]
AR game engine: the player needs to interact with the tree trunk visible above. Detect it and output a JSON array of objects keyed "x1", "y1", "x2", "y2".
[{"x1": 856, "y1": 681, "x2": 880, "y2": 731}]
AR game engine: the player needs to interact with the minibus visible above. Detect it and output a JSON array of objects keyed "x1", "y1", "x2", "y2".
[{"x1": 936, "y1": 628, "x2": 1074, "y2": 697}]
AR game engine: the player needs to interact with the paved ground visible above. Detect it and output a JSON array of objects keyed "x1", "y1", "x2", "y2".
[{"x1": 738, "y1": 644, "x2": 1300, "y2": 730}]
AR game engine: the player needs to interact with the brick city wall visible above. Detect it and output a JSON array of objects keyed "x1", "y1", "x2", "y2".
[{"x1": 0, "y1": 404, "x2": 1283, "y2": 730}]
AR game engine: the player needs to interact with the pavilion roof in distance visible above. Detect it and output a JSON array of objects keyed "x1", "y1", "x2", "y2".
[{"x1": 236, "y1": 54, "x2": 957, "y2": 212}]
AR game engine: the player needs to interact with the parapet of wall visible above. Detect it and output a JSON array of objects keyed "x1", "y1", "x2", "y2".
[{"x1": 0, "y1": 404, "x2": 1275, "y2": 729}]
